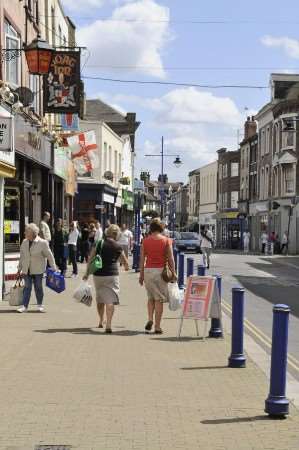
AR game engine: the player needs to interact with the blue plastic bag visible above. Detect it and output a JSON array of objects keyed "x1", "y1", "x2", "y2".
[{"x1": 46, "y1": 269, "x2": 66, "y2": 293}]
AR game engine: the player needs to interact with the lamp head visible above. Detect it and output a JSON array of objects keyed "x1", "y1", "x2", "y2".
[{"x1": 173, "y1": 156, "x2": 182, "y2": 168}]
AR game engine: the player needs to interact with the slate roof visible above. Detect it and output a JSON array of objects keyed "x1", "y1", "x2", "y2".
[{"x1": 86, "y1": 99, "x2": 127, "y2": 123}]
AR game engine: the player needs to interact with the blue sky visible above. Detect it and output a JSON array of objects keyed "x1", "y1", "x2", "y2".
[{"x1": 62, "y1": 0, "x2": 299, "y2": 182}]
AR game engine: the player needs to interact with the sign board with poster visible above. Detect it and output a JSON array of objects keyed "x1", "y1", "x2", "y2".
[
  {"x1": 61, "y1": 113, "x2": 79, "y2": 131},
  {"x1": 0, "y1": 116, "x2": 13, "y2": 152},
  {"x1": 178, "y1": 275, "x2": 222, "y2": 338},
  {"x1": 43, "y1": 51, "x2": 81, "y2": 114}
]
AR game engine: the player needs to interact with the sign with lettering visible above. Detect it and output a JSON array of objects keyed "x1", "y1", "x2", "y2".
[
  {"x1": 0, "y1": 116, "x2": 12, "y2": 152},
  {"x1": 182, "y1": 276, "x2": 215, "y2": 320},
  {"x1": 43, "y1": 51, "x2": 81, "y2": 114}
]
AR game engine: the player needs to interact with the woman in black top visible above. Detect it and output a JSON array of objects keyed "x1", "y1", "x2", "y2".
[
  {"x1": 80, "y1": 223, "x2": 90, "y2": 263},
  {"x1": 83, "y1": 224, "x2": 129, "y2": 333}
]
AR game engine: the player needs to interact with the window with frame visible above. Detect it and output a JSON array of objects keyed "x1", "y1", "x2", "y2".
[
  {"x1": 223, "y1": 164, "x2": 228, "y2": 178},
  {"x1": 4, "y1": 20, "x2": 21, "y2": 86},
  {"x1": 231, "y1": 191, "x2": 239, "y2": 209},
  {"x1": 29, "y1": 75, "x2": 40, "y2": 114},
  {"x1": 260, "y1": 129, "x2": 265, "y2": 156},
  {"x1": 231, "y1": 162, "x2": 239, "y2": 177},
  {"x1": 108, "y1": 146, "x2": 112, "y2": 171},
  {"x1": 103, "y1": 142, "x2": 107, "y2": 172},
  {"x1": 284, "y1": 166, "x2": 295, "y2": 194},
  {"x1": 265, "y1": 126, "x2": 270, "y2": 154},
  {"x1": 219, "y1": 164, "x2": 222, "y2": 179}
]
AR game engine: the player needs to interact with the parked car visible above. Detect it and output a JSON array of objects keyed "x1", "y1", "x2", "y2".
[{"x1": 174, "y1": 232, "x2": 201, "y2": 253}]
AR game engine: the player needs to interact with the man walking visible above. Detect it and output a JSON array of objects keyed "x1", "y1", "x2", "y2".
[
  {"x1": 261, "y1": 231, "x2": 268, "y2": 254},
  {"x1": 119, "y1": 224, "x2": 133, "y2": 259},
  {"x1": 281, "y1": 231, "x2": 288, "y2": 254},
  {"x1": 199, "y1": 225, "x2": 214, "y2": 269},
  {"x1": 68, "y1": 221, "x2": 79, "y2": 278},
  {"x1": 39, "y1": 211, "x2": 51, "y2": 244}
]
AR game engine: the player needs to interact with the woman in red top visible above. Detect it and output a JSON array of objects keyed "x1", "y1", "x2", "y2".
[{"x1": 139, "y1": 218, "x2": 176, "y2": 334}]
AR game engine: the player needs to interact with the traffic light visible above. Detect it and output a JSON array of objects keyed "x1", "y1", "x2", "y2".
[{"x1": 272, "y1": 201, "x2": 280, "y2": 210}]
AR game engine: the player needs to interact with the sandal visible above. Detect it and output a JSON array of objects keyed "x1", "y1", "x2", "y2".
[
  {"x1": 154, "y1": 329, "x2": 163, "y2": 334},
  {"x1": 98, "y1": 323, "x2": 103, "y2": 328},
  {"x1": 105, "y1": 328, "x2": 112, "y2": 334},
  {"x1": 145, "y1": 320, "x2": 153, "y2": 332}
]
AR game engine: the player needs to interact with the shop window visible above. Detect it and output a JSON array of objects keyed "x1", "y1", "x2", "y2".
[
  {"x1": 4, "y1": 20, "x2": 20, "y2": 86},
  {"x1": 4, "y1": 188, "x2": 20, "y2": 250}
]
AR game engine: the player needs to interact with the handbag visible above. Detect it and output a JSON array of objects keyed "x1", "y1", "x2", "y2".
[
  {"x1": 88, "y1": 240, "x2": 103, "y2": 275},
  {"x1": 46, "y1": 269, "x2": 66, "y2": 293},
  {"x1": 161, "y1": 241, "x2": 177, "y2": 283},
  {"x1": 9, "y1": 277, "x2": 24, "y2": 306}
]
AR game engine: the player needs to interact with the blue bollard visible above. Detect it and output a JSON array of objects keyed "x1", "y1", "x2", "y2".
[
  {"x1": 178, "y1": 253, "x2": 185, "y2": 289},
  {"x1": 209, "y1": 274, "x2": 223, "y2": 338},
  {"x1": 228, "y1": 287, "x2": 246, "y2": 368},
  {"x1": 174, "y1": 249, "x2": 178, "y2": 273},
  {"x1": 197, "y1": 265, "x2": 206, "y2": 276},
  {"x1": 134, "y1": 244, "x2": 141, "y2": 273},
  {"x1": 265, "y1": 304, "x2": 290, "y2": 417},
  {"x1": 132, "y1": 243, "x2": 137, "y2": 270},
  {"x1": 187, "y1": 257, "x2": 194, "y2": 278}
]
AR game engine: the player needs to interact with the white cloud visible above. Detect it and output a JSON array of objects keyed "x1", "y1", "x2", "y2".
[
  {"x1": 77, "y1": 0, "x2": 171, "y2": 78},
  {"x1": 61, "y1": 0, "x2": 106, "y2": 12},
  {"x1": 261, "y1": 35, "x2": 299, "y2": 59}
]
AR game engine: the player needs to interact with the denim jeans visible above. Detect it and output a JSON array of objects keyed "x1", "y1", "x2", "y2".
[{"x1": 23, "y1": 274, "x2": 44, "y2": 308}]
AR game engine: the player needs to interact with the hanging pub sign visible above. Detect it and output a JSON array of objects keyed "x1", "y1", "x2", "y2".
[{"x1": 43, "y1": 51, "x2": 81, "y2": 114}]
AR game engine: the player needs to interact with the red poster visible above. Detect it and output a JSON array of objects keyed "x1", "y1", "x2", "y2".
[{"x1": 182, "y1": 276, "x2": 215, "y2": 320}]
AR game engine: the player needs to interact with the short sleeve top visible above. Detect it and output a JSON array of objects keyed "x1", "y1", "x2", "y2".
[
  {"x1": 143, "y1": 235, "x2": 169, "y2": 269},
  {"x1": 93, "y1": 238, "x2": 123, "y2": 277}
]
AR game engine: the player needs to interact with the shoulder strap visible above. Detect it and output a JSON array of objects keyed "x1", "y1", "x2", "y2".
[{"x1": 96, "y1": 239, "x2": 104, "y2": 255}]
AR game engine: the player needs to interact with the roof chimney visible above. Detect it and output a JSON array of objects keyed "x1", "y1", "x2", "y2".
[{"x1": 244, "y1": 116, "x2": 257, "y2": 140}]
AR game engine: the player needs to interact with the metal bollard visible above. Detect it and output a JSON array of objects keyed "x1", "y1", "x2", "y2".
[
  {"x1": 228, "y1": 287, "x2": 246, "y2": 368},
  {"x1": 132, "y1": 243, "x2": 137, "y2": 270},
  {"x1": 178, "y1": 253, "x2": 185, "y2": 289},
  {"x1": 197, "y1": 265, "x2": 206, "y2": 276},
  {"x1": 187, "y1": 257, "x2": 194, "y2": 277},
  {"x1": 174, "y1": 249, "x2": 178, "y2": 272},
  {"x1": 134, "y1": 244, "x2": 141, "y2": 273},
  {"x1": 265, "y1": 304, "x2": 290, "y2": 417},
  {"x1": 209, "y1": 274, "x2": 223, "y2": 338}
]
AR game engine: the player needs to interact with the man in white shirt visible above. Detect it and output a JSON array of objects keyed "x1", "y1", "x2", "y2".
[
  {"x1": 118, "y1": 224, "x2": 133, "y2": 258},
  {"x1": 261, "y1": 231, "x2": 268, "y2": 254},
  {"x1": 39, "y1": 212, "x2": 51, "y2": 243},
  {"x1": 95, "y1": 221, "x2": 103, "y2": 242},
  {"x1": 199, "y1": 225, "x2": 214, "y2": 269},
  {"x1": 68, "y1": 221, "x2": 79, "y2": 277}
]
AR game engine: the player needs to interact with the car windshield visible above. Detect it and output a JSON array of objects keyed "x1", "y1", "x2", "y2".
[{"x1": 180, "y1": 232, "x2": 198, "y2": 240}]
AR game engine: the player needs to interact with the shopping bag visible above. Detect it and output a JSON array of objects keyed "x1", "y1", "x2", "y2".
[
  {"x1": 73, "y1": 281, "x2": 93, "y2": 307},
  {"x1": 46, "y1": 269, "x2": 66, "y2": 293},
  {"x1": 88, "y1": 240, "x2": 103, "y2": 275},
  {"x1": 168, "y1": 282, "x2": 182, "y2": 311},
  {"x1": 8, "y1": 278, "x2": 24, "y2": 306}
]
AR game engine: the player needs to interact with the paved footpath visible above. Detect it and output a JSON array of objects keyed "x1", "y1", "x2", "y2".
[{"x1": 0, "y1": 268, "x2": 299, "y2": 450}]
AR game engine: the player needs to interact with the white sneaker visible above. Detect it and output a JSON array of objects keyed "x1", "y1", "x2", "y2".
[
  {"x1": 37, "y1": 305, "x2": 45, "y2": 313},
  {"x1": 17, "y1": 306, "x2": 27, "y2": 313},
  {"x1": 71, "y1": 274, "x2": 78, "y2": 279}
]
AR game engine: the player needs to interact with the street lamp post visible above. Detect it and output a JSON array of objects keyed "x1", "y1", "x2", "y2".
[{"x1": 145, "y1": 136, "x2": 182, "y2": 219}]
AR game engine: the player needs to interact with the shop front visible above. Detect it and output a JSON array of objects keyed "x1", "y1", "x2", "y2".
[
  {"x1": 5, "y1": 114, "x2": 53, "y2": 254},
  {"x1": 248, "y1": 201, "x2": 269, "y2": 252},
  {"x1": 0, "y1": 107, "x2": 16, "y2": 296},
  {"x1": 217, "y1": 211, "x2": 245, "y2": 250},
  {"x1": 121, "y1": 189, "x2": 134, "y2": 228},
  {"x1": 75, "y1": 183, "x2": 117, "y2": 226}
]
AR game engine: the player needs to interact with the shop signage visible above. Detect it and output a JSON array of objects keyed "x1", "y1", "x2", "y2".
[
  {"x1": 43, "y1": 51, "x2": 81, "y2": 114},
  {"x1": 0, "y1": 116, "x2": 12, "y2": 152},
  {"x1": 134, "y1": 179, "x2": 145, "y2": 191},
  {"x1": 61, "y1": 113, "x2": 79, "y2": 131},
  {"x1": 103, "y1": 193, "x2": 115, "y2": 204}
]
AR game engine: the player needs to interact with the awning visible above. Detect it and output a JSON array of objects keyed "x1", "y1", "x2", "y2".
[{"x1": 0, "y1": 160, "x2": 15, "y2": 178}]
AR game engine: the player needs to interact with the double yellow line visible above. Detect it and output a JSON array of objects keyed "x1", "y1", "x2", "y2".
[{"x1": 222, "y1": 300, "x2": 299, "y2": 373}]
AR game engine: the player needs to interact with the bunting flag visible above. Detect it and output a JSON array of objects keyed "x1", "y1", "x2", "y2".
[{"x1": 67, "y1": 130, "x2": 99, "y2": 175}]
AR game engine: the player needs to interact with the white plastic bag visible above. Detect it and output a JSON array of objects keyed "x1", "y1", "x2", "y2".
[
  {"x1": 73, "y1": 281, "x2": 93, "y2": 307},
  {"x1": 9, "y1": 279, "x2": 24, "y2": 306},
  {"x1": 168, "y1": 282, "x2": 182, "y2": 311}
]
